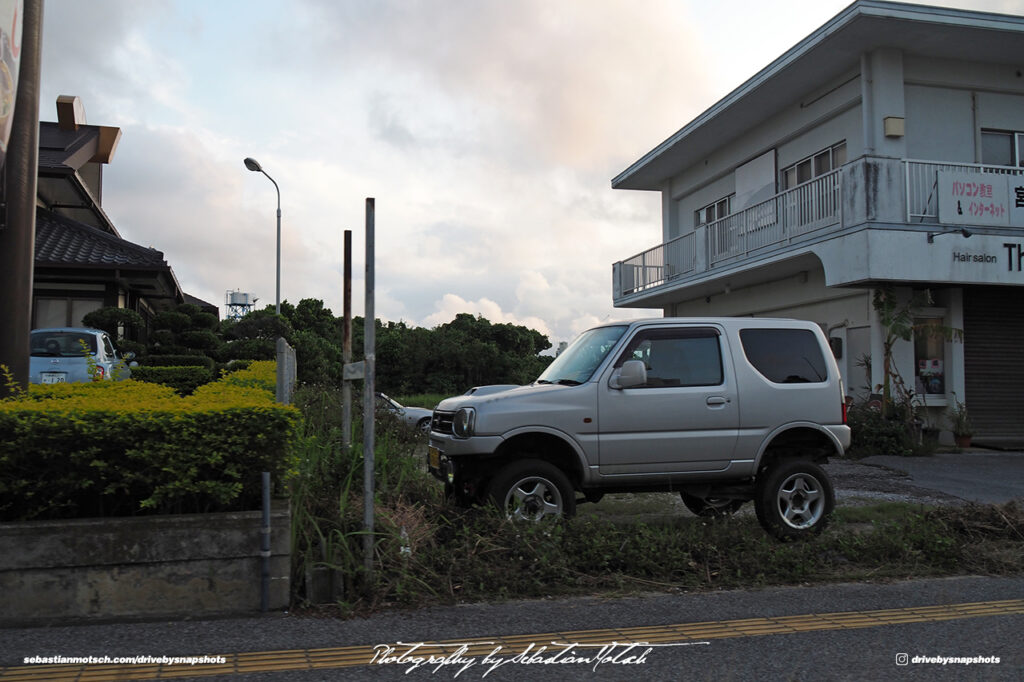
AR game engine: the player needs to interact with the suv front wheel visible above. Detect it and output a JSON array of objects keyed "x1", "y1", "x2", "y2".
[
  {"x1": 755, "y1": 460, "x2": 834, "y2": 540},
  {"x1": 488, "y1": 459, "x2": 576, "y2": 521}
]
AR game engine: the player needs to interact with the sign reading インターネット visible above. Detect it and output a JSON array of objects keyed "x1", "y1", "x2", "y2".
[{"x1": 938, "y1": 170, "x2": 1024, "y2": 227}]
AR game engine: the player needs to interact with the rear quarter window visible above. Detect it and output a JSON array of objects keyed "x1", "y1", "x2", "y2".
[{"x1": 739, "y1": 328, "x2": 827, "y2": 384}]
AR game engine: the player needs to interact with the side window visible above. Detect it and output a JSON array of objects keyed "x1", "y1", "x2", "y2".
[
  {"x1": 740, "y1": 329, "x2": 827, "y2": 383},
  {"x1": 102, "y1": 335, "x2": 116, "y2": 358},
  {"x1": 615, "y1": 328, "x2": 723, "y2": 388}
]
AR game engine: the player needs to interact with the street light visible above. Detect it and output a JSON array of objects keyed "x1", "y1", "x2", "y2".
[
  {"x1": 244, "y1": 157, "x2": 282, "y2": 315},
  {"x1": 927, "y1": 227, "x2": 972, "y2": 243}
]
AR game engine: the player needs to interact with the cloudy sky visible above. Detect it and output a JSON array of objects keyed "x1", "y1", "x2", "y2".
[{"x1": 39, "y1": 0, "x2": 1022, "y2": 349}]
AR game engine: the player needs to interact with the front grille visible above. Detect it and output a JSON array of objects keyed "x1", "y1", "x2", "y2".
[{"x1": 432, "y1": 410, "x2": 455, "y2": 435}]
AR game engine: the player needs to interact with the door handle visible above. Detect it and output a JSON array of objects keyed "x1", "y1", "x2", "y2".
[{"x1": 706, "y1": 396, "x2": 729, "y2": 406}]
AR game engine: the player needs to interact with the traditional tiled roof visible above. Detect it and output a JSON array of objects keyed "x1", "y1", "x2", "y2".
[{"x1": 34, "y1": 208, "x2": 168, "y2": 269}]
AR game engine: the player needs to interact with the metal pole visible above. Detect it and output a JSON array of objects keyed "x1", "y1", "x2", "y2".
[
  {"x1": 363, "y1": 199, "x2": 375, "y2": 576},
  {"x1": 342, "y1": 230, "x2": 352, "y2": 455},
  {"x1": 265, "y1": 176, "x2": 280, "y2": 316},
  {"x1": 0, "y1": 0, "x2": 42, "y2": 396},
  {"x1": 275, "y1": 196, "x2": 281, "y2": 315}
]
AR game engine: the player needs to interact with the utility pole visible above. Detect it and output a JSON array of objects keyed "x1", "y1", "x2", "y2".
[
  {"x1": 342, "y1": 229, "x2": 353, "y2": 454},
  {"x1": 362, "y1": 199, "x2": 376, "y2": 577},
  {"x1": 0, "y1": 0, "x2": 41, "y2": 396}
]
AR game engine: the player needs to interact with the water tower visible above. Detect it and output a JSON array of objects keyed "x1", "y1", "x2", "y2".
[{"x1": 225, "y1": 290, "x2": 256, "y2": 320}]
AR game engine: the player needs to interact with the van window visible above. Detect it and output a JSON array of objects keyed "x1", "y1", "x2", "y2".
[
  {"x1": 740, "y1": 329, "x2": 827, "y2": 383},
  {"x1": 615, "y1": 328, "x2": 723, "y2": 387}
]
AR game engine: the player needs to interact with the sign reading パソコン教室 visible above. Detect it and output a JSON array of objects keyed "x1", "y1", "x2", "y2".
[
  {"x1": 938, "y1": 170, "x2": 1024, "y2": 227},
  {"x1": 0, "y1": 0, "x2": 22, "y2": 172}
]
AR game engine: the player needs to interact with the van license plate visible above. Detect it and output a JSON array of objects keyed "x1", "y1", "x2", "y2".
[
  {"x1": 428, "y1": 446, "x2": 441, "y2": 469},
  {"x1": 41, "y1": 373, "x2": 66, "y2": 384}
]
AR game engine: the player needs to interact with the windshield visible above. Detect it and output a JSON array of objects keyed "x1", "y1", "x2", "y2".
[
  {"x1": 30, "y1": 332, "x2": 99, "y2": 357},
  {"x1": 536, "y1": 325, "x2": 628, "y2": 385}
]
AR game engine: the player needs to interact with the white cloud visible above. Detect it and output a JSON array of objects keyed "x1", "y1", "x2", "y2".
[{"x1": 43, "y1": 0, "x2": 1010, "y2": 352}]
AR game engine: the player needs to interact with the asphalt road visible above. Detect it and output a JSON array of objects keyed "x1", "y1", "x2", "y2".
[
  {"x1": 1, "y1": 576, "x2": 1021, "y2": 681},
  {"x1": 858, "y1": 451, "x2": 1024, "y2": 504}
]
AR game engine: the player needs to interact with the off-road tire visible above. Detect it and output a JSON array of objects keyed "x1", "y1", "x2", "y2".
[
  {"x1": 487, "y1": 459, "x2": 576, "y2": 521},
  {"x1": 755, "y1": 459, "x2": 834, "y2": 540}
]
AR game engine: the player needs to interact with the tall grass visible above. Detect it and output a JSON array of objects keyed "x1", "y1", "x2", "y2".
[
  {"x1": 289, "y1": 386, "x2": 1024, "y2": 615},
  {"x1": 290, "y1": 385, "x2": 439, "y2": 606}
]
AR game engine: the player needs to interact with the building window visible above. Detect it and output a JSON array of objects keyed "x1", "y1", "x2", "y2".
[
  {"x1": 980, "y1": 130, "x2": 1024, "y2": 167},
  {"x1": 781, "y1": 142, "x2": 846, "y2": 190},
  {"x1": 695, "y1": 195, "x2": 732, "y2": 227},
  {"x1": 32, "y1": 297, "x2": 104, "y2": 328},
  {"x1": 914, "y1": 317, "x2": 946, "y2": 396}
]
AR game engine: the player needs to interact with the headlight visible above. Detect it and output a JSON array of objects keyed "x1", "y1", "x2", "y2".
[{"x1": 453, "y1": 407, "x2": 476, "y2": 438}]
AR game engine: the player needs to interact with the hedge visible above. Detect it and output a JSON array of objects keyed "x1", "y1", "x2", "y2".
[
  {"x1": 131, "y1": 366, "x2": 213, "y2": 395},
  {"x1": 0, "y1": 361, "x2": 298, "y2": 521},
  {"x1": 145, "y1": 354, "x2": 216, "y2": 370}
]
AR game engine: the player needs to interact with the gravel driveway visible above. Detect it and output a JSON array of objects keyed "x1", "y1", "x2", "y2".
[{"x1": 824, "y1": 457, "x2": 967, "y2": 507}]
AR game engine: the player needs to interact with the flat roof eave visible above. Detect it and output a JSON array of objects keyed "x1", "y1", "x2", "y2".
[{"x1": 612, "y1": 0, "x2": 1024, "y2": 191}]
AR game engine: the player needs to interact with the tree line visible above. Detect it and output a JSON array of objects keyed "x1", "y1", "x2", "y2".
[{"x1": 85, "y1": 299, "x2": 553, "y2": 395}]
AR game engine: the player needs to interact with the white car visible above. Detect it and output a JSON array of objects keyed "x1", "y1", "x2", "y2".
[
  {"x1": 29, "y1": 327, "x2": 135, "y2": 384},
  {"x1": 463, "y1": 385, "x2": 519, "y2": 397},
  {"x1": 376, "y1": 392, "x2": 433, "y2": 433}
]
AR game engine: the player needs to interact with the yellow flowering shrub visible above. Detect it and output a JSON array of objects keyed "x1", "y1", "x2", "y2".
[{"x1": 0, "y1": 363, "x2": 298, "y2": 521}]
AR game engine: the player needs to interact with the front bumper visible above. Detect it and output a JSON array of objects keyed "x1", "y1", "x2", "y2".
[{"x1": 426, "y1": 434, "x2": 503, "y2": 484}]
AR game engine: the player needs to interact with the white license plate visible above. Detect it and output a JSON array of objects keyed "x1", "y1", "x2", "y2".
[
  {"x1": 41, "y1": 373, "x2": 67, "y2": 384},
  {"x1": 428, "y1": 446, "x2": 441, "y2": 469}
]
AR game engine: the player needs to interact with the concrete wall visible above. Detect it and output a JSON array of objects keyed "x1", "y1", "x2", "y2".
[{"x1": 0, "y1": 501, "x2": 290, "y2": 625}]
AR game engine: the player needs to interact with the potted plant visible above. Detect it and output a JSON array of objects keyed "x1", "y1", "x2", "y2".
[{"x1": 948, "y1": 393, "x2": 973, "y2": 448}]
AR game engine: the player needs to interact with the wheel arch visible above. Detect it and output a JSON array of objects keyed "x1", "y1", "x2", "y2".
[
  {"x1": 492, "y1": 428, "x2": 586, "y2": 489},
  {"x1": 754, "y1": 423, "x2": 844, "y2": 474}
]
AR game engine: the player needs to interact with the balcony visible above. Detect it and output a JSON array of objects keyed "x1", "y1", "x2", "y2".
[{"x1": 613, "y1": 157, "x2": 1024, "y2": 305}]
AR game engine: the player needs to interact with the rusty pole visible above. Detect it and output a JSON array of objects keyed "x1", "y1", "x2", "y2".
[
  {"x1": 342, "y1": 229, "x2": 352, "y2": 454},
  {"x1": 0, "y1": 0, "x2": 42, "y2": 395},
  {"x1": 362, "y1": 199, "x2": 375, "y2": 576}
]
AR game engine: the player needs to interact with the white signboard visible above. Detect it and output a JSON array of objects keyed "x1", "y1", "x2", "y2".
[
  {"x1": 0, "y1": 0, "x2": 22, "y2": 171},
  {"x1": 937, "y1": 170, "x2": 1024, "y2": 227}
]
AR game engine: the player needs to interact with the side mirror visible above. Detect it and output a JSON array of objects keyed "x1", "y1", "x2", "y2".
[{"x1": 610, "y1": 360, "x2": 647, "y2": 389}]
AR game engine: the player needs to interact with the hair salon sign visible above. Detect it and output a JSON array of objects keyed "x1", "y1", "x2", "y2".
[{"x1": 938, "y1": 170, "x2": 1024, "y2": 227}]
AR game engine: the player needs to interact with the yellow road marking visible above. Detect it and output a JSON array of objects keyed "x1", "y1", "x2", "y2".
[{"x1": 1, "y1": 598, "x2": 1021, "y2": 680}]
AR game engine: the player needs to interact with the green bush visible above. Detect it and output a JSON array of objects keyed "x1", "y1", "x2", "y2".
[
  {"x1": 0, "y1": 363, "x2": 298, "y2": 521},
  {"x1": 145, "y1": 354, "x2": 216, "y2": 370},
  {"x1": 131, "y1": 366, "x2": 213, "y2": 395},
  {"x1": 845, "y1": 403, "x2": 913, "y2": 457}
]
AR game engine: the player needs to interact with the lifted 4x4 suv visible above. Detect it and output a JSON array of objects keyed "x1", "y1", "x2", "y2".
[{"x1": 428, "y1": 318, "x2": 850, "y2": 540}]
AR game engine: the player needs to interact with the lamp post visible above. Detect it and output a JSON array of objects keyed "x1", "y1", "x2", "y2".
[{"x1": 244, "y1": 157, "x2": 282, "y2": 315}]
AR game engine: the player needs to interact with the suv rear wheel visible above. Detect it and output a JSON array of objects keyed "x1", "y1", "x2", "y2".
[
  {"x1": 755, "y1": 460, "x2": 834, "y2": 540},
  {"x1": 488, "y1": 459, "x2": 575, "y2": 521}
]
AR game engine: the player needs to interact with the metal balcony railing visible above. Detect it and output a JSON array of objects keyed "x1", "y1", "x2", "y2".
[
  {"x1": 615, "y1": 170, "x2": 841, "y2": 299},
  {"x1": 613, "y1": 157, "x2": 1024, "y2": 303},
  {"x1": 616, "y1": 232, "x2": 696, "y2": 296},
  {"x1": 707, "y1": 169, "x2": 841, "y2": 265}
]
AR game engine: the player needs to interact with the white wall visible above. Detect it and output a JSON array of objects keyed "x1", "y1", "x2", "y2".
[
  {"x1": 904, "y1": 85, "x2": 974, "y2": 161},
  {"x1": 666, "y1": 72, "x2": 863, "y2": 242}
]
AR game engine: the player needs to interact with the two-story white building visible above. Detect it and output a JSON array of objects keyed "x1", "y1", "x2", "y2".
[{"x1": 612, "y1": 0, "x2": 1024, "y2": 446}]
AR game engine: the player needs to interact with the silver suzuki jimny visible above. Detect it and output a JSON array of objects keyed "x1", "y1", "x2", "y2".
[{"x1": 428, "y1": 318, "x2": 850, "y2": 540}]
